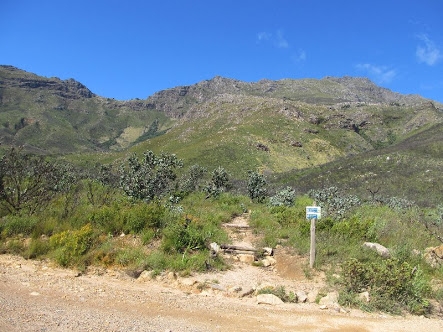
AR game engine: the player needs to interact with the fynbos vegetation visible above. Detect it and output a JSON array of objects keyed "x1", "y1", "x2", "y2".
[{"x1": 1, "y1": 66, "x2": 443, "y2": 316}]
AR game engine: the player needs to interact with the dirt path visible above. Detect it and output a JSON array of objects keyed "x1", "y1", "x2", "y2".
[{"x1": 1, "y1": 214, "x2": 442, "y2": 331}]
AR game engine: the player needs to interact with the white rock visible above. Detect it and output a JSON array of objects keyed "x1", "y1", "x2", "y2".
[
  {"x1": 209, "y1": 242, "x2": 220, "y2": 254},
  {"x1": 137, "y1": 270, "x2": 152, "y2": 281},
  {"x1": 319, "y1": 291, "x2": 339, "y2": 307},
  {"x1": 167, "y1": 271, "x2": 176, "y2": 280},
  {"x1": 363, "y1": 242, "x2": 391, "y2": 258},
  {"x1": 358, "y1": 291, "x2": 370, "y2": 302},
  {"x1": 261, "y1": 257, "x2": 276, "y2": 267},
  {"x1": 296, "y1": 290, "x2": 308, "y2": 303},
  {"x1": 257, "y1": 293, "x2": 284, "y2": 305},
  {"x1": 238, "y1": 254, "x2": 255, "y2": 264}
]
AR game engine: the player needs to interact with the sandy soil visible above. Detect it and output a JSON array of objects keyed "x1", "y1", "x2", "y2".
[{"x1": 1, "y1": 214, "x2": 442, "y2": 331}]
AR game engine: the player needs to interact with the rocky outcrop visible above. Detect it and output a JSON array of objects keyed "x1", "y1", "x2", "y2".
[
  {"x1": 424, "y1": 244, "x2": 443, "y2": 267},
  {"x1": 4, "y1": 76, "x2": 94, "y2": 99}
]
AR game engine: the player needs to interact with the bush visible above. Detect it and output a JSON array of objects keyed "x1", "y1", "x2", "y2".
[
  {"x1": 247, "y1": 170, "x2": 267, "y2": 202},
  {"x1": 178, "y1": 164, "x2": 207, "y2": 195},
  {"x1": 118, "y1": 150, "x2": 183, "y2": 202},
  {"x1": 330, "y1": 217, "x2": 376, "y2": 241},
  {"x1": 269, "y1": 206, "x2": 296, "y2": 226},
  {"x1": 161, "y1": 215, "x2": 215, "y2": 254},
  {"x1": 0, "y1": 147, "x2": 63, "y2": 215},
  {"x1": 204, "y1": 167, "x2": 230, "y2": 198},
  {"x1": 123, "y1": 202, "x2": 166, "y2": 234},
  {"x1": 269, "y1": 187, "x2": 296, "y2": 207},
  {"x1": 340, "y1": 258, "x2": 431, "y2": 315},
  {"x1": 49, "y1": 224, "x2": 95, "y2": 267},
  {"x1": 309, "y1": 186, "x2": 360, "y2": 219},
  {"x1": 1, "y1": 215, "x2": 39, "y2": 237},
  {"x1": 26, "y1": 238, "x2": 50, "y2": 259},
  {"x1": 88, "y1": 205, "x2": 125, "y2": 235}
]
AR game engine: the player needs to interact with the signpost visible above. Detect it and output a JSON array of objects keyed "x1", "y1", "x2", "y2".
[{"x1": 306, "y1": 205, "x2": 321, "y2": 268}]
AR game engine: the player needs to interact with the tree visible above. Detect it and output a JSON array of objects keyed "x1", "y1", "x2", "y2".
[
  {"x1": 118, "y1": 150, "x2": 183, "y2": 202},
  {"x1": 204, "y1": 166, "x2": 230, "y2": 198},
  {"x1": 247, "y1": 170, "x2": 267, "y2": 202},
  {"x1": 0, "y1": 147, "x2": 61, "y2": 214},
  {"x1": 179, "y1": 164, "x2": 207, "y2": 195}
]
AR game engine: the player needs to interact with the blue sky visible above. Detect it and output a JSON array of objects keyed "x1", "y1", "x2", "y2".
[{"x1": 1, "y1": 1, "x2": 442, "y2": 102}]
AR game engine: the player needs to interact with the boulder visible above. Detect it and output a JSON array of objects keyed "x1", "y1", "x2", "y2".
[
  {"x1": 238, "y1": 254, "x2": 255, "y2": 264},
  {"x1": 137, "y1": 270, "x2": 152, "y2": 282},
  {"x1": 318, "y1": 291, "x2": 339, "y2": 307},
  {"x1": 424, "y1": 244, "x2": 443, "y2": 267},
  {"x1": 261, "y1": 257, "x2": 276, "y2": 267},
  {"x1": 257, "y1": 294, "x2": 284, "y2": 305},
  {"x1": 363, "y1": 242, "x2": 391, "y2": 258},
  {"x1": 295, "y1": 290, "x2": 308, "y2": 303}
]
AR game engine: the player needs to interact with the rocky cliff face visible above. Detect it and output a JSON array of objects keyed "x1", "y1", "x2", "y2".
[
  {"x1": 144, "y1": 75, "x2": 429, "y2": 119},
  {"x1": 0, "y1": 65, "x2": 94, "y2": 99}
]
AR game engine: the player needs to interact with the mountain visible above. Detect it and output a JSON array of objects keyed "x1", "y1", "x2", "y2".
[
  {"x1": 0, "y1": 65, "x2": 172, "y2": 154},
  {"x1": 1, "y1": 65, "x2": 443, "y2": 205},
  {"x1": 136, "y1": 74, "x2": 442, "y2": 173}
]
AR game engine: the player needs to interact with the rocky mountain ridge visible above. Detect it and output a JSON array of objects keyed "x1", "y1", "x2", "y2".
[
  {"x1": 0, "y1": 65, "x2": 95, "y2": 100},
  {"x1": 0, "y1": 65, "x2": 441, "y2": 159},
  {"x1": 145, "y1": 75, "x2": 431, "y2": 119}
]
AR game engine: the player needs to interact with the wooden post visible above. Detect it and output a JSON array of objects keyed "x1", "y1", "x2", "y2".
[
  {"x1": 310, "y1": 202, "x2": 316, "y2": 269},
  {"x1": 310, "y1": 217, "x2": 316, "y2": 268}
]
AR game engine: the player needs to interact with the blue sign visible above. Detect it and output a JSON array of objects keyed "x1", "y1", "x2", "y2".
[{"x1": 306, "y1": 206, "x2": 321, "y2": 220}]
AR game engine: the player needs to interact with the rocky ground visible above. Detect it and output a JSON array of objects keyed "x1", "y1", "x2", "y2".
[{"x1": 1, "y1": 214, "x2": 442, "y2": 331}]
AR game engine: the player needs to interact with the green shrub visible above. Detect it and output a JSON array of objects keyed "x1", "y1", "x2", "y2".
[
  {"x1": 142, "y1": 251, "x2": 168, "y2": 272},
  {"x1": 88, "y1": 237, "x2": 117, "y2": 267},
  {"x1": 123, "y1": 202, "x2": 165, "y2": 234},
  {"x1": 118, "y1": 150, "x2": 183, "y2": 202},
  {"x1": 88, "y1": 204, "x2": 125, "y2": 235},
  {"x1": 269, "y1": 206, "x2": 296, "y2": 226},
  {"x1": 1, "y1": 239, "x2": 25, "y2": 254},
  {"x1": 162, "y1": 215, "x2": 218, "y2": 254},
  {"x1": 26, "y1": 238, "x2": 50, "y2": 259},
  {"x1": 269, "y1": 187, "x2": 296, "y2": 207},
  {"x1": 309, "y1": 186, "x2": 360, "y2": 219},
  {"x1": 140, "y1": 228, "x2": 156, "y2": 245},
  {"x1": 115, "y1": 247, "x2": 146, "y2": 267},
  {"x1": 178, "y1": 164, "x2": 207, "y2": 195},
  {"x1": 204, "y1": 166, "x2": 230, "y2": 198},
  {"x1": 330, "y1": 217, "x2": 376, "y2": 241},
  {"x1": 1, "y1": 215, "x2": 39, "y2": 237},
  {"x1": 341, "y1": 258, "x2": 431, "y2": 315},
  {"x1": 247, "y1": 170, "x2": 267, "y2": 202},
  {"x1": 49, "y1": 224, "x2": 94, "y2": 267}
]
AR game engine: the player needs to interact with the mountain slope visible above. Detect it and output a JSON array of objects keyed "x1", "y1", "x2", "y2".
[
  {"x1": 0, "y1": 65, "x2": 173, "y2": 154},
  {"x1": 1, "y1": 65, "x2": 443, "y2": 206},
  {"x1": 135, "y1": 83, "x2": 442, "y2": 176}
]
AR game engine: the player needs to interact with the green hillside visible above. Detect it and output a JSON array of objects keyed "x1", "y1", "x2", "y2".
[
  {"x1": 1, "y1": 64, "x2": 442, "y2": 206},
  {"x1": 0, "y1": 65, "x2": 173, "y2": 154}
]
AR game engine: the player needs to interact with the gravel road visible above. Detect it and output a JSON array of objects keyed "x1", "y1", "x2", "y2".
[{"x1": 1, "y1": 253, "x2": 443, "y2": 332}]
